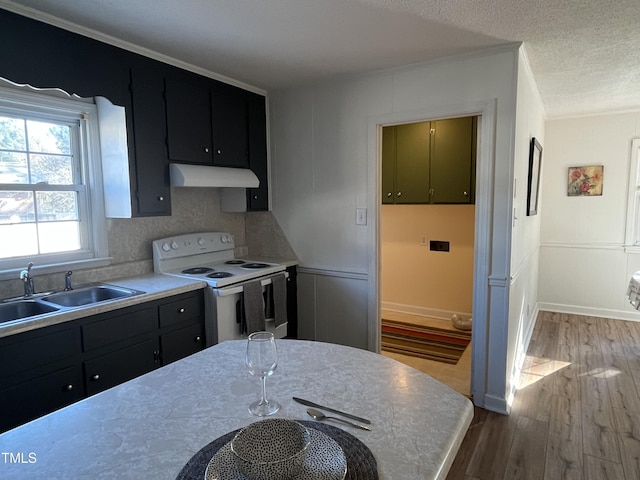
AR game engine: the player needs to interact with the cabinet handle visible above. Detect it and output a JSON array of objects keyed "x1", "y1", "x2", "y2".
[
  {"x1": 179, "y1": 307, "x2": 185, "y2": 313},
  {"x1": 153, "y1": 350, "x2": 160, "y2": 363},
  {"x1": 387, "y1": 192, "x2": 392, "y2": 197},
  {"x1": 64, "y1": 384, "x2": 73, "y2": 391},
  {"x1": 397, "y1": 192, "x2": 402, "y2": 197},
  {"x1": 194, "y1": 336, "x2": 201, "y2": 342},
  {"x1": 204, "y1": 147, "x2": 210, "y2": 153},
  {"x1": 463, "y1": 191, "x2": 469, "y2": 197},
  {"x1": 216, "y1": 149, "x2": 222, "y2": 155},
  {"x1": 253, "y1": 195, "x2": 258, "y2": 200},
  {"x1": 91, "y1": 374, "x2": 100, "y2": 381},
  {"x1": 158, "y1": 196, "x2": 164, "y2": 201}
]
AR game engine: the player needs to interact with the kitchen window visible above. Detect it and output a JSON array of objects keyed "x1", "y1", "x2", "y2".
[
  {"x1": 0, "y1": 84, "x2": 108, "y2": 277},
  {"x1": 625, "y1": 138, "x2": 640, "y2": 250}
]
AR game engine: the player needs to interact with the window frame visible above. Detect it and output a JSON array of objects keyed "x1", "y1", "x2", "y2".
[
  {"x1": 0, "y1": 84, "x2": 109, "y2": 279},
  {"x1": 624, "y1": 138, "x2": 640, "y2": 251}
]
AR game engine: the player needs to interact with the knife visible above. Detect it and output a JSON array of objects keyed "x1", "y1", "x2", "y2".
[{"x1": 292, "y1": 397, "x2": 372, "y2": 425}]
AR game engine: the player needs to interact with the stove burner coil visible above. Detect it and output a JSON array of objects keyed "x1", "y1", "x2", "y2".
[
  {"x1": 224, "y1": 260, "x2": 246, "y2": 265},
  {"x1": 241, "y1": 262, "x2": 270, "y2": 269},
  {"x1": 182, "y1": 267, "x2": 214, "y2": 274},
  {"x1": 206, "y1": 272, "x2": 233, "y2": 278}
]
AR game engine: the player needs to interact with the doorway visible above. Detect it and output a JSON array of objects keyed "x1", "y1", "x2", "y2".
[{"x1": 378, "y1": 117, "x2": 476, "y2": 396}]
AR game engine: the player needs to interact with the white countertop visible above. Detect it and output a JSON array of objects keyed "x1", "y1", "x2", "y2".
[
  {"x1": 0, "y1": 274, "x2": 207, "y2": 338},
  {"x1": 0, "y1": 339, "x2": 473, "y2": 479}
]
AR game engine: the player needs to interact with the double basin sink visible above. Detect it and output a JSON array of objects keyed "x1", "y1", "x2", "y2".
[{"x1": 0, "y1": 284, "x2": 145, "y2": 324}]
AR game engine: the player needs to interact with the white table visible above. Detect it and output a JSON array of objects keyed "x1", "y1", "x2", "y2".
[{"x1": 0, "y1": 340, "x2": 473, "y2": 479}]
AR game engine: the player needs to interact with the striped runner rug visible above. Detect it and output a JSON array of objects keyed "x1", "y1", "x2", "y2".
[{"x1": 381, "y1": 318, "x2": 471, "y2": 364}]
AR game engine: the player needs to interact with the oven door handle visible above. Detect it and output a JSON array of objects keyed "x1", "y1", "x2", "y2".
[{"x1": 212, "y1": 271, "x2": 289, "y2": 297}]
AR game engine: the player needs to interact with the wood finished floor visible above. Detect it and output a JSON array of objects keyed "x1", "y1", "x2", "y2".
[{"x1": 447, "y1": 311, "x2": 640, "y2": 480}]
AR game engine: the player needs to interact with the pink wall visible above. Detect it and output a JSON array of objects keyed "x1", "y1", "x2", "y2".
[{"x1": 381, "y1": 204, "x2": 475, "y2": 316}]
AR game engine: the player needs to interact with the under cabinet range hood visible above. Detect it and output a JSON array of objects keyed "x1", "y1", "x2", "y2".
[{"x1": 169, "y1": 163, "x2": 259, "y2": 188}]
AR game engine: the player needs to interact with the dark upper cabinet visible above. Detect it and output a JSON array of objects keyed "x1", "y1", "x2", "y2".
[
  {"x1": 165, "y1": 74, "x2": 252, "y2": 169},
  {"x1": 0, "y1": 10, "x2": 127, "y2": 105},
  {"x1": 211, "y1": 82, "x2": 250, "y2": 168},
  {"x1": 247, "y1": 92, "x2": 269, "y2": 210},
  {"x1": 165, "y1": 73, "x2": 214, "y2": 164},
  {"x1": 0, "y1": 9, "x2": 270, "y2": 215},
  {"x1": 128, "y1": 56, "x2": 171, "y2": 215}
]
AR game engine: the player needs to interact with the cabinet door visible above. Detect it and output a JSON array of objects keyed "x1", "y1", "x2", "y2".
[
  {"x1": 247, "y1": 93, "x2": 269, "y2": 210},
  {"x1": 430, "y1": 117, "x2": 474, "y2": 204},
  {"x1": 211, "y1": 83, "x2": 250, "y2": 168},
  {"x1": 160, "y1": 323, "x2": 205, "y2": 365},
  {"x1": 129, "y1": 57, "x2": 171, "y2": 216},
  {"x1": 381, "y1": 126, "x2": 396, "y2": 204},
  {"x1": 395, "y1": 122, "x2": 430, "y2": 204},
  {"x1": 165, "y1": 76, "x2": 213, "y2": 164},
  {"x1": 84, "y1": 338, "x2": 159, "y2": 396},
  {"x1": 0, "y1": 365, "x2": 83, "y2": 433}
]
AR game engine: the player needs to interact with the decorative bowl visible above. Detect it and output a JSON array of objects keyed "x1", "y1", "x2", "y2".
[{"x1": 230, "y1": 418, "x2": 311, "y2": 480}]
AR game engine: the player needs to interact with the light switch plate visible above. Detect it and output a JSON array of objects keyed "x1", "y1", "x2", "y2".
[{"x1": 356, "y1": 208, "x2": 367, "y2": 225}]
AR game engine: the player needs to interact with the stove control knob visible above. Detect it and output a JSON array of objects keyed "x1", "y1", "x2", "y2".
[
  {"x1": 221, "y1": 235, "x2": 228, "y2": 243},
  {"x1": 162, "y1": 242, "x2": 171, "y2": 252},
  {"x1": 170, "y1": 241, "x2": 179, "y2": 250},
  {"x1": 197, "y1": 237, "x2": 205, "y2": 246}
]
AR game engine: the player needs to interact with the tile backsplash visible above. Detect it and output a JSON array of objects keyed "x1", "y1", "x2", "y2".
[{"x1": 0, "y1": 188, "x2": 245, "y2": 298}]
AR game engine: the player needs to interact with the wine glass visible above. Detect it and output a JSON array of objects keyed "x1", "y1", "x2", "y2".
[{"x1": 246, "y1": 331, "x2": 280, "y2": 416}]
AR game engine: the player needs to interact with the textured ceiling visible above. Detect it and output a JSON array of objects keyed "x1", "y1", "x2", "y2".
[{"x1": 1, "y1": 0, "x2": 639, "y2": 118}]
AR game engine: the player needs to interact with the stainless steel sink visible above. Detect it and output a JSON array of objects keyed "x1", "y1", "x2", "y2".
[
  {"x1": 0, "y1": 300, "x2": 59, "y2": 323},
  {"x1": 42, "y1": 284, "x2": 143, "y2": 307}
]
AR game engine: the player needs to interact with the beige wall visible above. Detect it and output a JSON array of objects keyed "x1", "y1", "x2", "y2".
[{"x1": 381, "y1": 204, "x2": 475, "y2": 317}]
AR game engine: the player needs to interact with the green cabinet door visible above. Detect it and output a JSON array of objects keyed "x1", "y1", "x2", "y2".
[
  {"x1": 381, "y1": 126, "x2": 396, "y2": 204},
  {"x1": 430, "y1": 117, "x2": 475, "y2": 204},
  {"x1": 382, "y1": 122, "x2": 431, "y2": 204},
  {"x1": 395, "y1": 122, "x2": 431, "y2": 203}
]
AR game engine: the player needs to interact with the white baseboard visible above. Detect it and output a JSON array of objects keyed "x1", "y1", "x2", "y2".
[
  {"x1": 381, "y1": 302, "x2": 472, "y2": 321},
  {"x1": 481, "y1": 394, "x2": 509, "y2": 415},
  {"x1": 538, "y1": 302, "x2": 640, "y2": 323}
]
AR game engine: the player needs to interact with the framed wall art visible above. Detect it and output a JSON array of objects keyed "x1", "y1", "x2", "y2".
[
  {"x1": 567, "y1": 165, "x2": 603, "y2": 196},
  {"x1": 527, "y1": 137, "x2": 543, "y2": 216}
]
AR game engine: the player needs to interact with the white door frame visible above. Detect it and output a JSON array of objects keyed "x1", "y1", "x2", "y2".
[{"x1": 367, "y1": 98, "x2": 497, "y2": 406}]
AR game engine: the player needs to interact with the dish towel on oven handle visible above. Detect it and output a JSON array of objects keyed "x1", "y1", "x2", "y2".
[
  {"x1": 270, "y1": 273, "x2": 288, "y2": 328},
  {"x1": 242, "y1": 280, "x2": 266, "y2": 335}
]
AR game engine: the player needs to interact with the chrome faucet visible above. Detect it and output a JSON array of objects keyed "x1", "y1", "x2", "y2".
[
  {"x1": 64, "y1": 271, "x2": 73, "y2": 291},
  {"x1": 20, "y1": 262, "x2": 35, "y2": 297}
]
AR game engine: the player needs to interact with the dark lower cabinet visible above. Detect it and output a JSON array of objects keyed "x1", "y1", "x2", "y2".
[
  {"x1": 85, "y1": 338, "x2": 159, "y2": 396},
  {"x1": 0, "y1": 289, "x2": 206, "y2": 433},
  {"x1": 160, "y1": 323, "x2": 205, "y2": 365},
  {"x1": 0, "y1": 365, "x2": 83, "y2": 433},
  {"x1": 286, "y1": 266, "x2": 298, "y2": 339}
]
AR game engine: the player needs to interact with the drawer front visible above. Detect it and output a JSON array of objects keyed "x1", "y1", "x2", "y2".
[
  {"x1": 0, "y1": 364, "x2": 83, "y2": 433},
  {"x1": 158, "y1": 294, "x2": 202, "y2": 328},
  {"x1": 0, "y1": 327, "x2": 81, "y2": 379},
  {"x1": 84, "y1": 338, "x2": 158, "y2": 396},
  {"x1": 83, "y1": 307, "x2": 156, "y2": 351},
  {"x1": 160, "y1": 322, "x2": 205, "y2": 365}
]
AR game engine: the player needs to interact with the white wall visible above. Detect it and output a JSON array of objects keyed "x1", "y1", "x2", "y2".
[
  {"x1": 269, "y1": 45, "x2": 532, "y2": 412},
  {"x1": 540, "y1": 111, "x2": 640, "y2": 320},
  {"x1": 507, "y1": 52, "x2": 546, "y2": 405}
]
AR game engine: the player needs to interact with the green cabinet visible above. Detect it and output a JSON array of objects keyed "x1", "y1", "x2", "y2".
[{"x1": 382, "y1": 117, "x2": 476, "y2": 204}]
